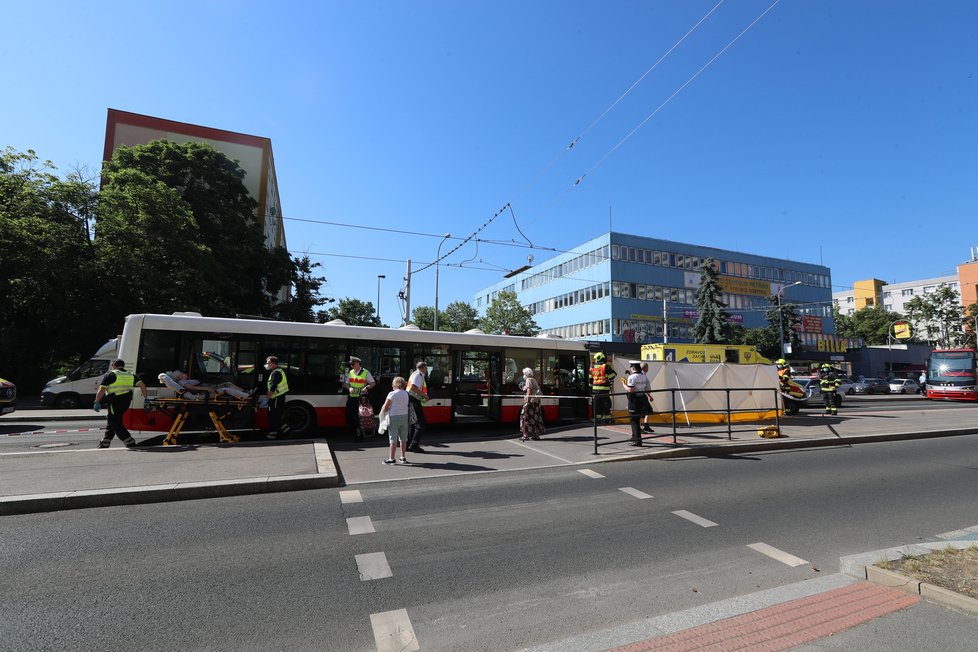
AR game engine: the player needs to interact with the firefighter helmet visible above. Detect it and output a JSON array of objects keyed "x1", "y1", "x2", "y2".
[
  {"x1": 594, "y1": 352, "x2": 606, "y2": 363},
  {"x1": 776, "y1": 358, "x2": 787, "y2": 368}
]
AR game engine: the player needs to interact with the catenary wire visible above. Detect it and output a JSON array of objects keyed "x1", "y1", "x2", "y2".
[{"x1": 571, "y1": 0, "x2": 782, "y2": 188}]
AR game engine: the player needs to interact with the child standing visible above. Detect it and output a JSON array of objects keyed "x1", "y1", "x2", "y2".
[{"x1": 382, "y1": 376, "x2": 411, "y2": 464}]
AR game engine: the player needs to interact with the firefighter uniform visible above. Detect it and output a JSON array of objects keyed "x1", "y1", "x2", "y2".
[
  {"x1": 819, "y1": 364, "x2": 842, "y2": 416},
  {"x1": 589, "y1": 352, "x2": 617, "y2": 422}
]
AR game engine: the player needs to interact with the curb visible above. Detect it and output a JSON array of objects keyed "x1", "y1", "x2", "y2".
[
  {"x1": 841, "y1": 541, "x2": 978, "y2": 616},
  {"x1": 0, "y1": 440, "x2": 339, "y2": 516},
  {"x1": 610, "y1": 427, "x2": 978, "y2": 461}
]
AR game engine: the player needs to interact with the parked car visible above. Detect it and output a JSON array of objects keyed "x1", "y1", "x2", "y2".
[
  {"x1": 852, "y1": 378, "x2": 890, "y2": 395},
  {"x1": 795, "y1": 378, "x2": 844, "y2": 406},
  {"x1": 837, "y1": 378, "x2": 856, "y2": 395},
  {"x1": 0, "y1": 377, "x2": 16, "y2": 415},
  {"x1": 889, "y1": 378, "x2": 920, "y2": 394}
]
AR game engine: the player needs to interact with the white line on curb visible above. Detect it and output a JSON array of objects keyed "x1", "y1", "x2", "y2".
[
  {"x1": 370, "y1": 608, "x2": 420, "y2": 652},
  {"x1": 340, "y1": 489, "x2": 363, "y2": 504},
  {"x1": 672, "y1": 510, "x2": 718, "y2": 528},
  {"x1": 748, "y1": 542, "x2": 808, "y2": 567},
  {"x1": 578, "y1": 469, "x2": 604, "y2": 479},
  {"x1": 347, "y1": 516, "x2": 375, "y2": 535},
  {"x1": 356, "y1": 552, "x2": 392, "y2": 580},
  {"x1": 619, "y1": 487, "x2": 653, "y2": 500}
]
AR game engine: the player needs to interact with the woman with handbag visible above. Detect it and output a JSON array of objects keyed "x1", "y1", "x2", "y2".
[{"x1": 519, "y1": 367, "x2": 545, "y2": 441}]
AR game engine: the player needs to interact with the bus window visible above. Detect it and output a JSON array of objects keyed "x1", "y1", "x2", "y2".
[
  {"x1": 137, "y1": 329, "x2": 180, "y2": 383},
  {"x1": 413, "y1": 345, "x2": 451, "y2": 391},
  {"x1": 504, "y1": 348, "x2": 541, "y2": 393}
]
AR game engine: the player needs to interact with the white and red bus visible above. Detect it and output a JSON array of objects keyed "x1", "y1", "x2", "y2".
[
  {"x1": 925, "y1": 348, "x2": 978, "y2": 401},
  {"x1": 118, "y1": 312, "x2": 592, "y2": 435}
]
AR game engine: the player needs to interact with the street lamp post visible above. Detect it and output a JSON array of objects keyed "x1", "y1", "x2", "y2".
[
  {"x1": 777, "y1": 281, "x2": 802, "y2": 360},
  {"x1": 376, "y1": 275, "x2": 385, "y2": 323},
  {"x1": 433, "y1": 233, "x2": 451, "y2": 332}
]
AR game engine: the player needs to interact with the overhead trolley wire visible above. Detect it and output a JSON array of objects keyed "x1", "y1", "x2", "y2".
[{"x1": 571, "y1": 0, "x2": 782, "y2": 188}]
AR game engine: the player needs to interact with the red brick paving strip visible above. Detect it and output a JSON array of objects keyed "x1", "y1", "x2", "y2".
[{"x1": 608, "y1": 582, "x2": 920, "y2": 652}]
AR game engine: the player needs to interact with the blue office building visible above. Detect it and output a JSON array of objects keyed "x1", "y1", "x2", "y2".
[{"x1": 473, "y1": 232, "x2": 835, "y2": 348}]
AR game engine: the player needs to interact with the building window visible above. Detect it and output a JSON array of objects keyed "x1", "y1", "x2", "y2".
[
  {"x1": 846, "y1": 296, "x2": 853, "y2": 303},
  {"x1": 902, "y1": 289, "x2": 914, "y2": 296}
]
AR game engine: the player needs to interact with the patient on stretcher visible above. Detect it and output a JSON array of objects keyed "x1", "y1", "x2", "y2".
[{"x1": 158, "y1": 370, "x2": 254, "y2": 401}]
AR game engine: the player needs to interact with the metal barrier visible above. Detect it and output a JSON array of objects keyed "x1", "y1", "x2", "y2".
[{"x1": 591, "y1": 387, "x2": 783, "y2": 454}]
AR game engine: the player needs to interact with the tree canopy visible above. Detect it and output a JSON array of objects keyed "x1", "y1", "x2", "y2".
[
  {"x1": 903, "y1": 284, "x2": 963, "y2": 348},
  {"x1": 322, "y1": 298, "x2": 381, "y2": 326},
  {"x1": 411, "y1": 301, "x2": 479, "y2": 332},
  {"x1": 480, "y1": 290, "x2": 538, "y2": 335},
  {"x1": 833, "y1": 305, "x2": 906, "y2": 345},
  {"x1": 0, "y1": 143, "x2": 322, "y2": 389}
]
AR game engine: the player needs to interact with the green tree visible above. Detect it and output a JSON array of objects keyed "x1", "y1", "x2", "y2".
[
  {"x1": 480, "y1": 290, "x2": 538, "y2": 335},
  {"x1": 963, "y1": 303, "x2": 978, "y2": 348},
  {"x1": 0, "y1": 148, "x2": 103, "y2": 388},
  {"x1": 440, "y1": 301, "x2": 480, "y2": 332},
  {"x1": 101, "y1": 140, "x2": 292, "y2": 316},
  {"x1": 277, "y1": 255, "x2": 332, "y2": 322},
  {"x1": 904, "y1": 284, "x2": 964, "y2": 348},
  {"x1": 321, "y1": 297, "x2": 380, "y2": 326},
  {"x1": 94, "y1": 168, "x2": 211, "y2": 315},
  {"x1": 836, "y1": 305, "x2": 906, "y2": 345},
  {"x1": 693, "y1": 258, "x2": 731, "y2": 344},
  {"x1": 764, "y1": 297, "x2": 801, "y2": 357},
  {"x1": 410, "y1": 306, "x2": 440, "y2": 331},
  {"x1": 741, "y1": 327, "x2": 780, "y2": 360}
]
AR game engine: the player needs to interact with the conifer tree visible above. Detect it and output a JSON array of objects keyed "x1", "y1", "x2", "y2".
[{"x1": 693, "y1": 258, "x2": 731, "y2": 344}]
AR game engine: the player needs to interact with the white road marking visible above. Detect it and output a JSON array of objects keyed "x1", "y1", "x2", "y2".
[
  {"x1": 370, "y1": 608, "x2": 420, "y2": 652},
  {"x1": 510, "y1": 438, "x2": 574, "y2": 464},
  {"x1": 748, "y1": 542, "x2": 809, "y2": 567},
  {"x1": 619, "y1": 487, "x2": 653, "y2": 500},
  {"x1": 578, "y1": 469, "x2": 605, "y2": 479},
  {"x1": 347, "y1": 516, "x2": 375, "y2": 535},
  {"x1": 340, "y1": 489, "x2": 363, "y2": 504},
  {"x1": 356, "y1": 552, "x2": 392, "y2": 580},
  {"x1": 672, "y1": 510, "x2": 718, "y2": 528}
]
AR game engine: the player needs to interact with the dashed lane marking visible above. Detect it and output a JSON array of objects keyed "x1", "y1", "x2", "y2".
[
  {"x1": 748, "y1": 542, "x2": 809, "y2": 567},
  {"x1": 355, "y1": 552, "x2": 392, "y2": 581},
  {"x1": 347, "y1": 516, "x2": 375, "y2": 535},
  {"x1": 340, "y1": 489, "x2": 363, "y2": 504},
  {"x1": 370, "y1": 608, "x2": 420, "y2": 652},
  {"x1": 578, "y1": 469, "x2": 605, "y2": 479},
  {"x1": 619, "y1": 487, "x2": 653, "y2": 500},
  {"x1": 672, "y1": 510, "x2": 718, "y2": 528}
]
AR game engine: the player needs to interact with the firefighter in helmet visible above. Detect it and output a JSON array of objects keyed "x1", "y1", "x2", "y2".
[
  {"x1": 818, "y1": 363, "x2": 842, "y2": 416},
  {"x1": 589, "y1": 352, "x2": 617, "y2": 422}
]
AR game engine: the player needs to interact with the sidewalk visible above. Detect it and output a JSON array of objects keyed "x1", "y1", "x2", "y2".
[{"x1": 3, "y1": 402, "x2": 978, "y2": 515}]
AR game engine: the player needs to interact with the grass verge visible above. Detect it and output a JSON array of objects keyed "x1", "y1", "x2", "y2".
[{"x1": 877, "y1": 545, "x2": 978, "y2": 599}]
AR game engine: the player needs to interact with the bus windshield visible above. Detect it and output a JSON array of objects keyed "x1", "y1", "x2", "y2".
[{"x1": 927, "y1": 351, "x2": 976, "y2": 385}]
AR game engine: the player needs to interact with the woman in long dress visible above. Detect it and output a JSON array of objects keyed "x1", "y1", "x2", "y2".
[{"x1": 519, "y1": 367, "x2": 545, "y2": 441}]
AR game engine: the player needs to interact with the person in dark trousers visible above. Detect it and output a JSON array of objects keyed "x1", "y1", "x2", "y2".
[
  {"x1": 623, "y1": 361, "x2": 651, "y2": 446},
  {"x1": 344, "y1": 356, "x2": 376, "y2": 441},
  {"x1": 819, "y1": 363, "x2": 841, "y2": 416},
  {"x1": 265, "y1": 356, "x2": 290, "y2": 439},
  {"x1": 589, "y1": 352, "x2": 616, "y2": 422},
  {"x1": 406, "y1": 361, "x2": 428, "y2": 453},
  {"x1": 93, "y1": 359, "x2": 147, "y2": 448}
]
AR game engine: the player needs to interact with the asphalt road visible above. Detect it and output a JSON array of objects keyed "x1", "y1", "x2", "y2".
[{"x1": 2, "y1": 433, "x2": 977, "y2": 651}]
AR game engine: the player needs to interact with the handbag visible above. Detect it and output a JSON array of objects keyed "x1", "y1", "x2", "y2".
[{"x1": 358, "y1": 396, "x2": 376, "y2": 433}]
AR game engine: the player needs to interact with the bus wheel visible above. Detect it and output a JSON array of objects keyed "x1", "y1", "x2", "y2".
[{"x1": 283, "y1": 402, "x2": 318, "y2": 437}]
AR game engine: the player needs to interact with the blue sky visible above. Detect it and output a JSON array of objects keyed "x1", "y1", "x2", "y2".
[{"x1": 4, "y1": 1, "x2": 976, "y2": 324}]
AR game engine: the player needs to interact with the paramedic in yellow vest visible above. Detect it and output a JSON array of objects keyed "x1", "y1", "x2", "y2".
[
  {"x1": 93, "y1": 359, "x2": 147, "y2": 448},
  {"x1": 265, "y1": 356, "x2": 290, "y2": 439},
  {"x1": 343, "y1": 356, "x2": 376, "y2": 441},
  {"x1": 589, "y1": 352, "x2": 617, "y2": 422},
  {"x1": 406, "y1": 361, "x2": 428, "y2": 453}
]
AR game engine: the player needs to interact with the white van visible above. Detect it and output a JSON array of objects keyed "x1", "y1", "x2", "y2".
[{"x1": 40, "y1": 339, "x2": 117, "y2": 408}]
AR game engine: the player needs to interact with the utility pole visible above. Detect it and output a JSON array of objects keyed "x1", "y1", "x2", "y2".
[
  {"x1": 401, "y1": 259, "x2": 412, "y2": 326},
  {"x1": 662, "y1": 298, "x2": 668, "y2": 344}
]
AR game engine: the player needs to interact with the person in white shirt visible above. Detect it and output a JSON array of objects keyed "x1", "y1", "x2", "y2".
[
  {"x1": 381, "y1": 376, "x2": 411, "y2": 464},
  {"x1": 623, "y1": 361, "x2": 652, "y2": 447}
]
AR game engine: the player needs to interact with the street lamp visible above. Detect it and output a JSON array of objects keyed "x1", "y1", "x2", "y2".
[
  {"x1": 433, "y1": 233, "x2": 451, "y2": 331},
  {"x1": 376, "y1": 275, "x2": 385, "y2": 323},
  {"x1": 777, "y1": 281, "x2": 802, "y2": 359}
]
